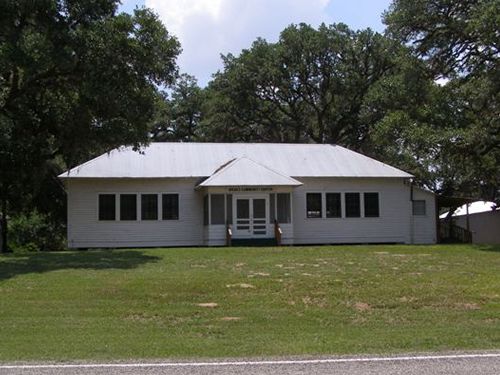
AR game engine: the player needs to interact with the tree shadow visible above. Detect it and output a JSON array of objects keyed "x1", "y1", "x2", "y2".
[
  {"x1": 0, "y1": 249, "x2": 161, "y2": 282},
  {"x1": 474, "y1": 244, "x2": 500, "y2": 253}
]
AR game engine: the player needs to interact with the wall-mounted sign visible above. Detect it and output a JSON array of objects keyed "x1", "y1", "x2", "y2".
[{"x1": 227, "y1": 187, "x2": 274, "y2": 192}]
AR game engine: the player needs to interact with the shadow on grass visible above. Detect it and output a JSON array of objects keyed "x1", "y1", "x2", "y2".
[
  {"x1": 473, "y1": 244, "x2": 500, "y2": 252},
  {"x1": 0, "y1": 249, "x2": 161, "y2": 282}
]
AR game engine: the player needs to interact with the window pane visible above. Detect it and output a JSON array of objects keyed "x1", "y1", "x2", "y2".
[
  {"x1": 236, "y1": 199, "x2": 250, "y2": 219},
  {"x1": 226, "y1": 194, "x2": 233, "y2": 224},
  {"x1": 269, "y1": 193, "x2": 276, "y2": 223},
  {"x1": 120, "y1": 194, "x2": 137, "y2": 220},
  {"x1": 345, "y1": 193, "x2": 360, "y2": 217},
  {"x1": 326, "y1": 193, "x2": 341, "y2": 218},
  {"x1": 413, "y1": 200, "x2": 426, "y2": 215},
  {"x1": 162, "y1": 194, "x2": 179, "y2": 220},
  {"x1": 364, "y1": 193, "x2": 379, "y2": 217},
  {"x1": 210, "y1": 194, "x2": 225, "y2": 225},
  {"x1": 203, "y1": 195, "x2": 209, "y2": 226},
  {"x1": 277, "y1": 193, "x2": 291, "y2": 223},
  {"x1": 141, "y1": 194, "x2": 158, "y2": 220},
  {"x1": 99, "y1": 194, "x2": 115, "y2": 221},
  {"x1": 306, "y1": 193, "x2": 322, "y2": 218},
  {"x1": 253, "y1": 199, "x2": 266, "y2": 219}
]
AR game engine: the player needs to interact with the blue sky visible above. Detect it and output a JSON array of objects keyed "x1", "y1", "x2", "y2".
[{"x1": 119, "y1": 0, "x2": 393, "y2": 86}]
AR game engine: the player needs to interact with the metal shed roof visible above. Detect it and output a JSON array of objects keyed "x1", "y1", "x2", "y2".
[
  {"x1": 439, "y1": 201, "x2": 499, "y2": 219},
  {"x1": 59, "y1": 142, "x2": 413, "y2": 179},
  {"x1": 197, "y1": 157, "x2": 303, "y2": 187}
]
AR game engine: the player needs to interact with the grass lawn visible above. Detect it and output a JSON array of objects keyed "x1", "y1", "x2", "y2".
[{"x1": 0, "y1": 244, "x2": 499, "y2": 361}]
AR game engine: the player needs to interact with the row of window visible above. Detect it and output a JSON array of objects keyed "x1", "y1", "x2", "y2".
[
  {"x1": 98, "y1": 194, "x2": 179, "y2": 221},
  {"x1": 98, "y1": 192, "x2": 427, "y2": 222},
  {"x1": 306, "y1": 192, "x2": 380, "y2": 218}
]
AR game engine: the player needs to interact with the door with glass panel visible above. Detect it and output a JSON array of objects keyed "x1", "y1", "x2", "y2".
[{"x1": 234, "y1": 197, "x2": 268, "y2": 238}]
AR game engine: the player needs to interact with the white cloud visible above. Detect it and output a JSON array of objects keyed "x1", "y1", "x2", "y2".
[{"x1": 146, "y1": 0, "x2": 332, "y2": 86}]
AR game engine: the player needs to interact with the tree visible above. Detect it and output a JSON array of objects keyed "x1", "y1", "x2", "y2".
[
  {"x1": 384, "y1": 0, "x2": 499, "y2": 202},
  {"x1": 200, "y1": 23, "x2": 426, "y2": 149},
  {"x1": 0, "y1": 1, "x2": 181, "y2": 251},
  {"x1": 384, "y1": 0, "x2": 499, "y2": 77},
  {"x1": 151, "y1": 74, "x2": 203, "y2": 141}
]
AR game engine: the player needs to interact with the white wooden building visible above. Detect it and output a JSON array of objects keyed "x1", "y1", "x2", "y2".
[{"x1": 59, "y1": 143, "x2": 437, "y2": 248}]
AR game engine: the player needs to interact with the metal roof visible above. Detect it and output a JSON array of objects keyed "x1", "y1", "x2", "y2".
[
  {"x1": 59, "y1": 142, "x2": 413, "y2": 179},
  {"x1": 197, "y1": 157, "x2": 303, "y2": 187},
  {"x1": 439, "y1": 201, "x2": 499, "y2": 219}
]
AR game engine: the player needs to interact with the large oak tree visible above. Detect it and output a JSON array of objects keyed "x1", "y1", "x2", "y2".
[
  {"x1": 384, "y1": 0, "x2": 499, "y2": 201},
  {"x1": 0, "y1": 0, "x2": 180, "y2": 251}
]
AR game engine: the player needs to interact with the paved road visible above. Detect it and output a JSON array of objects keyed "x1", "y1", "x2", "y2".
[{"x1": 1, "y1": 353, "x2": 499, "y2": 375}]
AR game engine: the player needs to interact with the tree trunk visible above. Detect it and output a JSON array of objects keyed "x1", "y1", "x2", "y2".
[{"x1": 1, "y1": 196, "x2": 8, "y2": 253}]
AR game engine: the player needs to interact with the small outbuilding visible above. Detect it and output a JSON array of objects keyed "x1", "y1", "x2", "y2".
[
  {"x1": 440, "y1": 201, "x2": 500, "y2": 244},
  {"x1": 59, "y1": 143, "x2": 437, "y2": 248}
]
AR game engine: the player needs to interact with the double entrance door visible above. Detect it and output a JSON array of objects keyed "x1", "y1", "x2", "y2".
[{"x1": 233, "y1": 196, "x2": 268, "y2": 238}]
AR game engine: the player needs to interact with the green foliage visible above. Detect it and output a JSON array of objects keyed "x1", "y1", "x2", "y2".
[
  {"x1": 200, "y1": 23, "x2": 428, "y2": 149},
  {"x1": 384, "y1": 0, "x2": 499, "y2": 76},
  {"x1": 8, "y1": 211, "x2": 65, "y2": 253},
  {"x1": 384, "y1": 0, "x2": 499, "y2": 200},
  {"x1": 0, "y1": 0, "x2": 181, "y2": 250},
  {"x1": 151, "y1": 74, "x2": 203, "y2": 141}
]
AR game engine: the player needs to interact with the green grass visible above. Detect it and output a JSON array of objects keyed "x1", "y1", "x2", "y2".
[{"x1": 0, "y1": 244, "x2": 499, "y2": 361}]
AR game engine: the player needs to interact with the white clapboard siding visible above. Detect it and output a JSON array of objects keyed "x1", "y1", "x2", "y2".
[
  {"x1": 66, "y1": 178, "x2": 204, "y2": 248},
  {"x1": 411, "y1": 188, "x2": 437, "y2": 244},
  {"x1": 66, "y1": 177, "x2": 436, "y2": 248},
  {"x1": 292, "y1": 178, "x2": 414, "y2": 244}
]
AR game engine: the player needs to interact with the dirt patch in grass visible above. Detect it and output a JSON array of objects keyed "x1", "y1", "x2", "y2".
[
  {"x1": 354, "y1": 302, "x2": 372, "y2": 312},
  {"x1": 248, "y1": 272, "x2": 270, "y2": 277},
  {"x1": 197, "y1": 302, "x2": 218, "y2": 308},
  {"x1": 125, "y1": 313, "x2": 161, "y2": 323},
  {"x1": 301, "y1": 296, "x2": 328, "y2": 308},
  {"x1": 226, "y1": 283, "x2": 255, "y2": 289},
  {"x1": 454, "y1": 302, "x2": 481, "y2": 310},
  {"x1": 220, "y1": 317, "x2": 242, "y2": 321}
]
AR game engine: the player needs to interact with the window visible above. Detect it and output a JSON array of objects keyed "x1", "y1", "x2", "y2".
[
  {"x1": 162, "y1": 194, "x2": 179, "y2": 220},
  {"x1": 306, "y1": 193, "x2": 322, "y2": 218},
  {"x1": 364, "y1": 193, "x2": 379, "y2": 217},
  {"x1": 345, "y1": 193, "x2": 360, "y2": 217},
  {"x1": 120, "y1": 194, "x2": 137, "y2": 220},
  {"x1": 141, "y1": 194, "x2": 158, "y2": 220},
  {"x1": 98, "y1": 194, "x2": 116, "y2": 220},
  {"x1": 326, "y1": 193, "x2": 341, "y2": 218},
  {"x1": 413, "y1": 200, "x2": 426, "y2": 215},
  {"x1": 210, "y1": 194, "x2": 225, "y2": 224},
  {"x1": 277, "y1": 193, "x2": 291, "y2": 223}
]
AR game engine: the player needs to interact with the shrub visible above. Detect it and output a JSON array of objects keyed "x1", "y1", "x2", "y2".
[{"x1": 8, "y1": 211, "x2": 66, "y2": 253}]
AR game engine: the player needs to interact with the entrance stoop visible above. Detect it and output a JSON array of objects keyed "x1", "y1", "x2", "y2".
[{"x1": 231, "y1": 238, "x2": 278, "y2": 247}]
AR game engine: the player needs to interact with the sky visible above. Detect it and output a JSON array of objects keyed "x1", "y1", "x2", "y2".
[{"x1": 119, "y1": 0, "x2": 393, "y2": 86}]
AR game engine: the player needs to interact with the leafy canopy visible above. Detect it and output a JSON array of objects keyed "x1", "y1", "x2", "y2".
[{"x1": 0, "y1": 0, "x2": 180, "y2": 250}]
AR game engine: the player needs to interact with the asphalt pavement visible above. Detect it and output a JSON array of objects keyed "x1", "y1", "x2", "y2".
[{"x1": 1, "y1": 352, "x2": 499, "y2": 375}]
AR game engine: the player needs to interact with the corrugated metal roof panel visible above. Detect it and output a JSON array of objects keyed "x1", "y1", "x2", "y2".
[
  {"x1": 439, "y1": 201, "x2": 499, "y2": 218},
  {"x1": 198, "y1": 157, "x2": 302, "y2": 187},
  {"x1": 59, "y1": 142, "x2": 413, "y2": 178}
]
